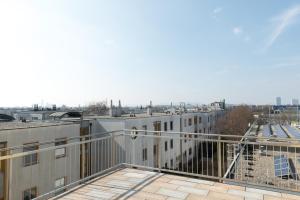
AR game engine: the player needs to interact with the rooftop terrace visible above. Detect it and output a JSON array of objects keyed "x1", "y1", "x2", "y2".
[{"x1": 55, "y1": 168, "x2": 300, "y2": 200}]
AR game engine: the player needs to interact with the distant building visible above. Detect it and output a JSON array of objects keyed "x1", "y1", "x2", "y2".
[
  {"x1": 292, "y1": 99, "x2": 299, "y2": 106},
  {"x1": 84, "y1": 100, "x2": 224, "y2": 173},
  {"x1": 276, "y1": 97, "x2": 282, "y2": 106}
]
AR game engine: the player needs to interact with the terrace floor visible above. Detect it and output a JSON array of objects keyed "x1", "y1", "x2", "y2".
[{"x1": 55, "y1": 168, "x2": 300, "y2": 200}]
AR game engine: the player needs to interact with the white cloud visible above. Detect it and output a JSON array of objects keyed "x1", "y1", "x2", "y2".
[
  {"x1": 265, "y1": 5, "x2": 300, "y2": 49},
  {"x1": 233, "y1": 27, "x2": 243, "y2": 35}
]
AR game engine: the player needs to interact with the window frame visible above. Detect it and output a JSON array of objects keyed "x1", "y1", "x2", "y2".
[
  {"x1": 23, "y1": 142, "x2": 39, "y2": 167},
  {"x1": 55, "y1": 138, "x2": 67, "y2": 159},
  {"x1": 23, "y1": 186, "x2": 37, "y2": 200}
]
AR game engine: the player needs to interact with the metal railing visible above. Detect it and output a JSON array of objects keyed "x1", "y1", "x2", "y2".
[{"x1": 1, "y1": 129, "x2": 300, "y2": 200}]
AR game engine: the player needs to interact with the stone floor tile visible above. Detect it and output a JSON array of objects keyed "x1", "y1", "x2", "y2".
[
  {"x1": 195, "y1": 183, "x2": 228, "y2": 193},
  {"x1": 282, "y1": 193, "x2": 300, "y2": 200},
  {"x1": 150, "y1": 181, "x2": 179, "y2": 190},
  {"x1": 134, "y1": 191, "x2": 167, "y2": 200},
  {"x1": 246, "y1": 187, "x2": 282, "y2": 197},
  {"x1": 168, "y1": 180, "x2": 197, "y2": 187},
  {"x1": 156, "y1": 188, "x2": 189, "y2": 199},
  {"x1": 124, "y1": 172, "x2": 148, "y2": 179},
  {"x1": 207, "y1": 191, "x2": 244, "y2": 200},
  {"x1": 177, "y1": 186, "x2": 209, "y2": 196},
  {"x1": 187, "y1": 178, "x2": 214, "y2": 186},
  {"x1": 186, "y1": 194, "x2": 209, "y2": 200},
  {"x1": 263, "y1": 195, "x2": 283, "y2": 200},
  {"x1": 227, "y1": 189, "x2": 263, "y2": 200},
  {"x1": 214, "y1": 183, "x2": 245, "y2": 191}
]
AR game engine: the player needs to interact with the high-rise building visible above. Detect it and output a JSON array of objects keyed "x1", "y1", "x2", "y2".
[
  {"x1": 276, "y1": 97, "x2": 281, "y2": 106},
  {"x1": 292, "y1": 99, "x2": 299, "y2": 106}
]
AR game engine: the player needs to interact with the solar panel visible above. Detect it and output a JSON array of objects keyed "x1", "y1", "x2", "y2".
[{"x1": 274, "y1": 155, "x2": 290, "y2": 177}]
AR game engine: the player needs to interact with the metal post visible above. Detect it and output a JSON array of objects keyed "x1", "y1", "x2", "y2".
[{"x1": 218, "y1": 135, "x2": 222, "y2": 182}]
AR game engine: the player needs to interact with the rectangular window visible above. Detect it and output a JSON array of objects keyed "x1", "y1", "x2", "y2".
[
  {"x1": 55, "y1": 177, "x2": 66, "y2": 195},
  {"x1": 153, "y1": 145, "x2": 157, "y2": 155},
  {"x1": 194, "y1": 116, "x2": 197, "y2": 124},
  {"x1": 23, "y1": 143, "x2": 38, "y2": 167},
  {"x1": 170, "y1": 159, "x2": 173, "y2": 168},
  {"x1": 188, "y1": 118, "x2": 192, "y2": 126},
  {"x1": 170, "y1": 121, "x2": 173, "y2": 130},
  {"x1": 204, "y1": 128, "x2": 206, "y2": 133},
  {"x1": 164, "y1": 122, "x2": 168, "y2": 131},
  {"x1": 170, "y1": 139, "x2": 173, "y2": 149},
  {"x1": 142, "y1": 148, "x2": 147, "y2": 161},
  {"x1": 199, "y1": 117, "x2": 202, "y2": 124},
  {"x1": 23, "y1": 187, "x2": 37, "y2": 200},
  {"x1": 55, "y1": 138, "x2": 67, "y2": 159},
  {"x1": 165, "y1": 141, "x2": 168, "y2": 151},
  {"x1": 165, "y1": 162, "x2": 168, "y2": 169},
  {"x1": 189, "y1": 148, "x2": 192, "y2": 155}
]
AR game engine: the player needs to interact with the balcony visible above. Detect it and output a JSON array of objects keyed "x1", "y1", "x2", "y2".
[
  {"x1": 53, "y1": 167, "x2": 298, "y2": 200},
  {"x1": 1, "y1": 129, "x2": 300, "y2": 199}
]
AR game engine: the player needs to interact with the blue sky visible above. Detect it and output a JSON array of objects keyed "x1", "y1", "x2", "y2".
[{"x1": 1, "y1": 1, "x2": 300, "y2": 107}]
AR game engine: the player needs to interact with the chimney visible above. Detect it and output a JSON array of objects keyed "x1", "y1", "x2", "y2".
[
  {"x1": 109, "y1": 100, "x2": 114, "y2": 117},
  {"x1": 147, "y1": 100, "x2": 153, "y2": 116}
]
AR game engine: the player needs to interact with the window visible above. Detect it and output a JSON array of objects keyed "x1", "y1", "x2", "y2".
[
  {"x1": 55, "y1": 177, "x2": 66, "y2": 195},
  {"x1": 142, "y1": 148, "x2": 147, "y2": 161},
  {"x1": 170, "y1": 121, "x2": 173, "y2": 130},
  {"x1": 23, "y1": 143, "x2": 38, "y2": 167},
  {"x1": 194, "y1": 116, "x2": 197, "y2": 124},
  {"x1": 204, "y1": 128, "x2": 206, "y2": 133},
  {"x1": 199, "y1": 117, "x2": 202, "y2": 124},
  {"x1": 170, "y1": 139, "x2": 173, "y2": 149},
  {"x1": 188, "y1": 118, "x2": 192, "y2": 126},
  {"x1": 165, "y1": 162, "x2": 168, "y2": 169},
  {"x1": 165, "y1": 141, "x2": 168, "y2": 151},
  {"x1": 153, "y1": 145, "x2": 157, "y2": 155},
  {"x1": 164, "y1": 122, "x2": 168, "y2": 131},
  {"x1": 23, "y1": 187, "x2": 37, "y2": 200},
  {"x1": 208, "y1": 116, "x2": 210, "y2": 123},
  {"x1": 170, "y1": 159, "x2": 174, "y2": 168},
  {"x1": 189, "y1": 148, "x2": 192, "y2": 155},
  {"x1": 55, "y1": 138, "x2": 67, "y2": 158},
  {"x1": 184, "y1": 119, "x2": 187, "y2": 127},
  {"x1": 184, "y1": 151, "x2": 187, "y2": 157}
]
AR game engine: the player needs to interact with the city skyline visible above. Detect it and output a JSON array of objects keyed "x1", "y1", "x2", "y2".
[{"x1": 1, "y1": 1, "x2": 300, "y2": 107}]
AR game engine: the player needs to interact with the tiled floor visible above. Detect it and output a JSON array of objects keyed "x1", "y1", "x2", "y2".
[{"x1": 56, "y1": 168, "x2": 300, "y2": 200}]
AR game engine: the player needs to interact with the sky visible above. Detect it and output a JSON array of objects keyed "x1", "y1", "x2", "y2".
[{"x1": 1, "y1": 0, "x2": 300, "y2": 107}]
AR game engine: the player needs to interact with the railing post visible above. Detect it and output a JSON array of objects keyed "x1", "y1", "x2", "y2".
[
  {"x1": 218, "y1": 135, "x2": 222, "y2": 182},
  {"x1": 158, "y1": 131, "x2": 161, "y2": 172}
]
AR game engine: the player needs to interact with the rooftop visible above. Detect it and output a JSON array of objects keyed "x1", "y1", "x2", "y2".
[
  {"x1": 86, "y1": 110, "x2": 216, "y2": 120},
  {"x1": 54, "y1": 168, "x2": 299, "y2": 200},
  {"x1": 0, "y1": 121, "x2": 76, "y2": 131}
]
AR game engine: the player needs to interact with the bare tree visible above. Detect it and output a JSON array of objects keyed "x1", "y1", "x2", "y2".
[
  {"x1": 86, "y1": 101, "x2": 108, "y2": 115},
  {"x1": 216, "y1": 105, "x2": 254, "y2": 136}
]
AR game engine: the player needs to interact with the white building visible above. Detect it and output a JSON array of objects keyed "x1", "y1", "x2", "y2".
[
  {"x1": 0, "y1": 121, "x2": 81, "y2": 200},
  {"x1": 86, "y1": 102, "x2": 223, "y2": 173}
]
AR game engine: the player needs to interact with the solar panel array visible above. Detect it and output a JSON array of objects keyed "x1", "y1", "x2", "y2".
[
  {"x1": 273, "y1": 125, "x2": 288, "y2": 138},
  {"x1": 262, "y1": 124, "x2": 271, "y2": 137},
  {"x1": 274, "y1": 155, "x2": 290, "y2": 177},
  {"x1": 284, "y1": 125, "x2": 300, "y2": 139}
]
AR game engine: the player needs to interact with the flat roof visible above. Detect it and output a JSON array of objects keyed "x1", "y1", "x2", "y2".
[
  {"x1": 0, "y1": 121, "x2": 76, "y2": 131},
  {"x1": 85, "y1": 111, "x2": 214, "y2": 120}
]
